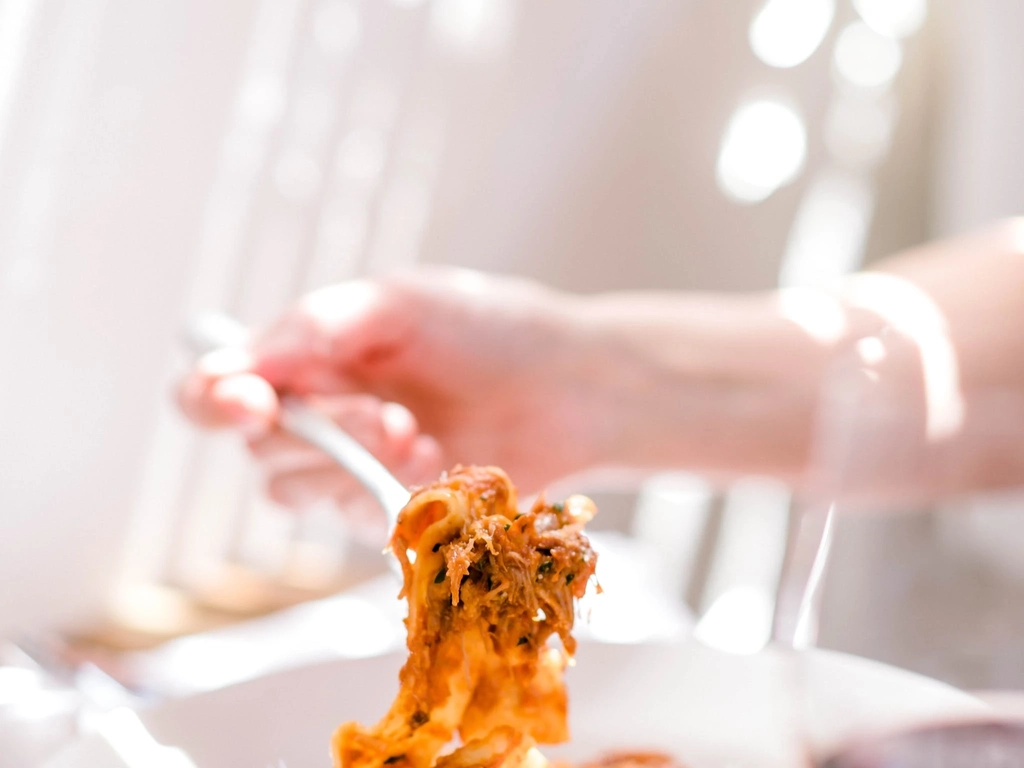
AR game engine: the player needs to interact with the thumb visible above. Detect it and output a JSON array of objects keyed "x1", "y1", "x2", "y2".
[{"x1": 177, "y1": 348, "x2": 279, "y2": 434}]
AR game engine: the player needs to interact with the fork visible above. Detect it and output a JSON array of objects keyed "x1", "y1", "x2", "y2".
[{"x1": 184, "y1": 312, "x2": 411, "y2": 529}]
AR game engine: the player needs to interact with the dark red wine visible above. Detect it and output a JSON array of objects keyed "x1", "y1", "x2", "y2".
[{"x1": 818, "y1": 720, "x2": 1024, "y2": 768}]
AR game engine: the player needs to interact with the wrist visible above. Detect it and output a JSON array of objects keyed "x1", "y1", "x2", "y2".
[
  {"x1": 567, "y1": 290, "x2": 829, "y2": 483},
  {"x1": 561, "y1": 293, "x2": 694, "y2": 473}
]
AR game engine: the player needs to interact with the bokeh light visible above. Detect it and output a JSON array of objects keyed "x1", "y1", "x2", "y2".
[
  {"x1": 430, "y1": 0, "x2": 515, "y2": 58},
  {"x1": 833, "y1": 21, "x2": 903, "y2": 90},
  {"x1": 236, "y1": 76, "x2": 287, "y2": 126},
  {"x1": 749, "y1": 0, "x2": 836, "y2": 69},
  {"x1": 312, "y1": 0, "x2": 361, "y2": 57},
  {"x1": 824, "y1": 92, "x2": 897, "y2": 168},
  {"x1": 273, "y1": 149, "x2": 322, "y2": 201},
  {"x1": 778, "y1": 171, "x2": 874, "y2": 288},
  {"x1": 853, "y1": 0, "x2": 927, "y2": 39},
  {"x1": 716, "y1": 100, "x2": 807, "y2": 203},
  {"x1": 336, "y1": 127, "x2": 388, "y2": 183}
]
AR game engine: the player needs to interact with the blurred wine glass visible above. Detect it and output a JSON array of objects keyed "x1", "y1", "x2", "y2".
[{"x1": 795, "y1": 316, "x2": 1024, "y2": 766}]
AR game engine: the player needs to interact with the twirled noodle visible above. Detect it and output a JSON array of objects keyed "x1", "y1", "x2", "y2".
[{"x1": 332, "y1": 465, "x2": 598, "y2": 768}]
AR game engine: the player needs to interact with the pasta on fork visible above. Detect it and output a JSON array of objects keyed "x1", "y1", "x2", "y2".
[{"x1": 332, "y1": 465, "x2": 599, "y2": 768}]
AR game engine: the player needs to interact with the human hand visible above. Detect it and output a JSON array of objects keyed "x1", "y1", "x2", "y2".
[{"x1": 177, "y1": 269, "x2": 614, "y2": 530}]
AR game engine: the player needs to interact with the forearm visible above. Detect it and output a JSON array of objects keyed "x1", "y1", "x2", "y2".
[
  {"x1": 577, "y1": 290, "x2": 832, "y2": 485},
  {"x1": 577, "y1": 218, "x2": 1024, "y2": 500}
]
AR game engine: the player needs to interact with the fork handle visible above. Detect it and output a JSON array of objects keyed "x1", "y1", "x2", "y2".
[{"x1": 182, "y1": 311, "x2": 410, "y2": 527}]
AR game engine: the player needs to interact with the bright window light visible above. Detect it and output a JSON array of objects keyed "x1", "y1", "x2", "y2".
[
  {"x1": 716, "y1": 100, "x2": 807, "y2": 204},
  {"x1": 749, "y1": 0, "x2": 836, "y2": 69}
]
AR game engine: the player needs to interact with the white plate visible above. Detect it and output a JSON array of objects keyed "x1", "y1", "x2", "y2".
[{"x1": 59, "y1": 641, "x2": 986, "y2": 768}]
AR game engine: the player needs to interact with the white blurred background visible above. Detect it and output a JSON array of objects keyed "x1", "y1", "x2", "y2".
[{"x1": 0, "y1": 0, "x2": 1023, "y2": 691}]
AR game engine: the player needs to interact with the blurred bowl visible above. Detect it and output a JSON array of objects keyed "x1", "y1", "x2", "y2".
[{"x1": 49, "y1": 640, "x2": 985, "y2": 768}]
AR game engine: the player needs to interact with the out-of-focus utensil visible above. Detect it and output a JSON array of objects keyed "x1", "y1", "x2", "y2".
[
  {"x1": 43, "y1": 708, "x2": 198, "y2": 768},
  {"x1": 183, "y1": 311, "x2": 412, "y2": 529},
  {"x1": 770, "y1": 346, "x2": 868, "y2": 650},
  {"x1": 770, "y1": 502, "x2": 836, "y2": 649},
  {"x1": 9, "y1": 639, "x2": 198, "y2": 768},
  {"x1": 13, "y1": 636, "x2": 144, "y2": 710}
]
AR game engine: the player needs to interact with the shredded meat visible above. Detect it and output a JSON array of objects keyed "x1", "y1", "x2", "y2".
[{"x1": 332, "y1": 465, "x2": 598, "y2": 768}]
